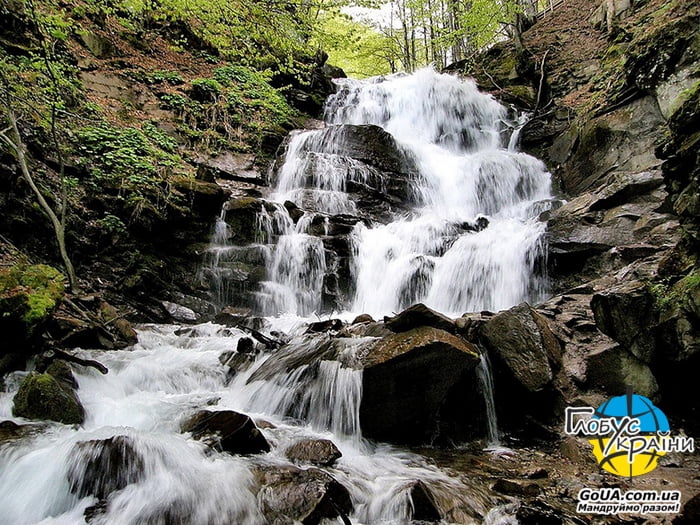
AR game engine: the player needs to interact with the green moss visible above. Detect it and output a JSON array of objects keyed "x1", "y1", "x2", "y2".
[
  {"x1": 649, "y1": 270, "x2": 700, "y2": 314},
  {"x1": 0, "y1": 264, "x2": 65, "y2": 327},
  {"x1": 12, "y1": 372, "x2": 84, "y2": 424}
]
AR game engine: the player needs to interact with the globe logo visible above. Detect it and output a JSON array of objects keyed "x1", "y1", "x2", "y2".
[{"x1": 589, "y1": 393, "x2": 670, "y2": 478}]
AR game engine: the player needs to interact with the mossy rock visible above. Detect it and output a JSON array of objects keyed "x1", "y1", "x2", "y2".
[
  {"x1": 0, "y1": 264, "x2": 65, "y2": 349},
  {"x1": 12, "y1": 372, "x2": 85, "y2": 424}
]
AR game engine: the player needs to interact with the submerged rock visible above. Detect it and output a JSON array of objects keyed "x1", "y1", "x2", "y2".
[
  {"x1": 255, "y1": 465, "x2": 353, "y2": 525},
  {"x1": 181, "y1": 410, "x2": 270, "y2": 455},
  {"x1": 284, "y1": 438, "x2": 342, "y2": 467},
  {"x1": 359, "y1": 326, "x2": 480, "y2": 445},
  {"x1": 68, "y1": 435, "x2": 144, "y2": 499},
  {"x1": 12, "y1": 370, "x2": 84, "y2": 424}
]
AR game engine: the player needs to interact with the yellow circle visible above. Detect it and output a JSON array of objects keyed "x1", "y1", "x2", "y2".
[{"x1": 589, "y1": 437, "x2": 665, "y2": 477}]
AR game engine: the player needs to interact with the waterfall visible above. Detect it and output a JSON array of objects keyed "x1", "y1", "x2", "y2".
[
  {"x1": 476, "y1": 352, "x2": 500, "y2": 447},
  {"x1": 254, "y1": 68, "x2": 551, "y2": 318}
]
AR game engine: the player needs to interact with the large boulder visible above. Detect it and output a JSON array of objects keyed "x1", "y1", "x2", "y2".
[
  {"x1": 12, "y1": 368, "x2": 85, "y2": 425},
  {"x1": 359, "y1": 326, "x2": 480, "y2": 445},
  {"x1": 584, "y1": 343, "x2": 658, "y2": 399},
  {"x1": 479, "y1": 303, "x2": 558, "y2": 393},
  {"x1": 67, "y1": 435, "x2": 144, "y2": 499},
  {"x1": 181, "y1": 410, "x2": 270, "y2": 455},
  {"x1": 255, "y1": 465, "x2": 353, "y2": 525},
  {"x1": 591, "y1": 281, "x2": 657, "y2": 362},
  {"x1": 384, "y1": 303, "x2": 456, "y2": 334}
]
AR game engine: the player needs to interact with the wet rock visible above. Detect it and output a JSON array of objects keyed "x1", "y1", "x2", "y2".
[
  {"x1": 492, "y1": 479, "x2": 541, "y2": 497},
  {"x1": 359, "y1": 326, "x2": 480, "y2": 445},
  {"x1": 300, "y1": 124, "x2": 410, "y2": 175},
  {"x1": 236, "y1": 336, "x2": 256, "y2": 354},
  {"x1": 218, "y1": 351, "x2": 254, "y2": 374},
  {"x1": 214, "y1": 306, "x2": 253, "y2": 327},
  {"x1": 384, "y1": 303, "x2": 456, "y2": 334},
  {"x1": 675, "y1": 492, "x2": 700, "y2": 525},
  {"x1": 556, "y1": 98, "x2": 665, "y2": 195},
  {"x1": 169, "y1": 176, "x2": 225, "y2": 217},
  {"x1": 408, "y1": 480, "x2": 442, "y2": 522},
  {"x1": 45, "y1": 360, "x2": 79, "y2": 389},
  {"x1": 161, "y1": 300, "x2": 197, "y2": 323},
  {"x1": 12, "y1": 371, "x2": 85, "y2": 424},
  {"x1": 284, "y1": 438, "x2": 342, "y2": 467},
  {"x1": 68, "y1": 435, "x2": 144, "y2": 499},
  {"x1": 255, "y1": 465, "x2": 353, "y2": 525},
  {"x1": 591, "y1": 281, "x2": 657, "y2": 362},
  {"x1": 223, "y1": 196, "x2": 267, "y2": 244},
  {"x1": 585, "y1": 344, "x2": 658, "y2": 399},
  {"x1": 306, "y1": 318, "x2": 344, "y2": 333},
  {"x1": 516, "y1": 500, "x2": 565, "y2": 525},
  {"x1": 479, "y1": 303, "x2": 557, "y2": 392},
  {"x1": 0, "y1": 420, "x2": 43, "y2": 445},
  {"x1": 182, "y1": 410, "x2": 270, "y2": 455},
  {"x1": 351, "y1": 314, "x2": 373, "y2": 324}
]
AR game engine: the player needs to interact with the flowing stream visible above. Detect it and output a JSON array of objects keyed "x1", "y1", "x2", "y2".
[{"x1": 0, "y1": 69, "x2": 552, "y2": 524}]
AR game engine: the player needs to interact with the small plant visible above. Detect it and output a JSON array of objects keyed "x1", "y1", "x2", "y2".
[
  {"x1": 142, "y1": 121, "x2": 178, "y2": 153},
  {"x1": 189, "y1": 78, "x2": 223, "y2": 102},
  {"x1": 96, "y1": 214, "x2": 127, "y2": 235}
]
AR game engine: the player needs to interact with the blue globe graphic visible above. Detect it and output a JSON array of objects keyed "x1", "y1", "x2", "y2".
[
  {"x1": 594, "y1": 394, "x2": 669, "y2": 433},
  {"x1": 590, "y1": 393, "x2": 670, "y2": 476}
]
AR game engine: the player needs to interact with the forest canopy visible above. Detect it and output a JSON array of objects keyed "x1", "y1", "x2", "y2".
[{"x1": 38, "y1": 0, "x2": 543, "y2": 78}]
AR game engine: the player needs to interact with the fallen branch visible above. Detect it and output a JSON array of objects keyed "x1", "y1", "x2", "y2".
[
  {"x1": 53, "y1": 348, "x2": 108, "y2": 375},
  {"x1": 235, "y1": 324, "x2": 282, "y2": 349}
]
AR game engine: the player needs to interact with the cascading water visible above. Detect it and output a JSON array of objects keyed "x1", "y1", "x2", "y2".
[
  {"x1": 476, "y1": 352, "x2": 501, "y2": 448},
  {"x1": 257, "y1": 68, "x2": 552, "y2": 318},
  {"x1": 0, "y1": 323, "x2": 511, "y2": 524},
  {"x1": 1, "y1": 69, "x2": 554, "y2": 525}
]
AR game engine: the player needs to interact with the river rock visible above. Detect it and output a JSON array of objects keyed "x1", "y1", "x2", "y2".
[
  {"x1": 479, "y1": 303, "x2": 558, "y2": 392},
  {"x1": 351, "y1": 314, "x2": 373, "y2": 324},
  {"x1": 492, "y1": 478, "x2": 541, "y2": 497},
  {"x1": 181, "y1": 410, "x2": 270, "y2": 455},
  {"x1": 359, "y1": 326, "x2": 480, "y2": 444},
  {"x1": 12, "y1": 370, "x2": 85, "y2": 424},
  {"x1": 68, "y1": 435, "x2": 144, "y2": 499},
  {"x1": 255, "y1": 465, "x2": 353, "y2": 525},
  {"x1": 408, "y1": 480, "x2": 442, "y2": 522},
  {"x1": 384, "y1": 303, "x2": 456, "y2": 333},
  {"x1": 161, "y1": 300, "x2": 197, "y2": 323},
  {"x1": 284, "y1": 438, "x2": 342, "y2": 466},
  {"x1": 306, "y1": 318, "x2": 344, "y2": 333},
  {"x1": 0, "y1": 420, "x2": 43, "y2": 445}
]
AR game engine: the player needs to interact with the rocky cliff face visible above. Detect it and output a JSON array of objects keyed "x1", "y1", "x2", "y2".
[{"x1": 451, "y1": 0, "x2": 699, "y2": 434}]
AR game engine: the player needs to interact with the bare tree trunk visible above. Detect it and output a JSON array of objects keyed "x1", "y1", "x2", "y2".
[{"x1": 0, "y1": 104, "x2": 78, "y2": 292}]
